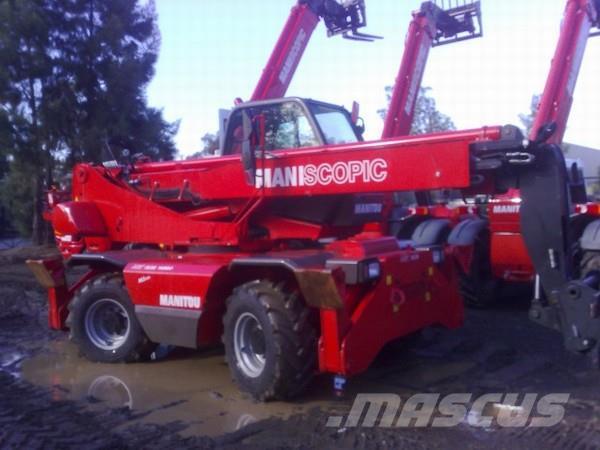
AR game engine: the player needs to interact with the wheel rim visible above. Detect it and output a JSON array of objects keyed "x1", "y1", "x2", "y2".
[
  {"x1": 84, "y1": 298, "x2": 130, "y2": 351},
  {"x1": 233, "y1": 312, "x2": 266, "y2": 378}
]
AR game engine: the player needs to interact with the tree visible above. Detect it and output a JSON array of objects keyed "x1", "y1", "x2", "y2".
[
  {"x1": 0, "y1": 0, "x2": 55, "y2": 242},
  {"x1": 0, "y1": 0, "x2": 178, "y2": 243},
  {"x1": 378, "y1": 86, "x2": 455, "y2": 135},
  {"x1": 43, "y1": 0, "x2": 179, "y2": 164},
  {"x1": 518, "y1": 94, "x2": 541, "y2": 138},
  {"x1": 187, "y1": 132, "x2": 220, "y2": 159},
  {"x1": 200, "y1": 132, "x2": 219, "y2": 156},
  {"x1": 519, "y1": 93, "x2": 574, "y2": 154}
]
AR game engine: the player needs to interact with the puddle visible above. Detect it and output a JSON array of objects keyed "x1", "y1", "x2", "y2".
[
  {"x1": 21, "y1": 340, "x2": 335, "y2": 437},
  {"x1": 16, "y1": 332, "x2": 512, "y2": 438}
]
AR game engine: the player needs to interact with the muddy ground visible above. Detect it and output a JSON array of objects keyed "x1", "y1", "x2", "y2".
[{"x1": 1, "y1": 248, "x2": 600, "y2": 449}]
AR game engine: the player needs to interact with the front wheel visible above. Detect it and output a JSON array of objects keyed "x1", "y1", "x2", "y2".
[
  {"x1": 223, "y1": 280, "x2": 317, "y2": 401},
  {"x1": 66, "y1": 273, "x2": 156, "y2": 363}
]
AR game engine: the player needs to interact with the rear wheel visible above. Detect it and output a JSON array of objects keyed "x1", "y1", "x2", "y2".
[
  {"x1": 459, "y1": 231, "x2": 499, "y2": 308},
  {"x1": 66, "y1": 273, "x2": 156, "y2": 363},
  {"x1": 223, "y1": 280, "x2": 317, "y2": 401}
]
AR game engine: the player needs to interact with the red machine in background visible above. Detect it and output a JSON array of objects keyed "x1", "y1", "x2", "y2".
[
  {"x1": 381, "y1": 1, "x2": 484, "y2": 242},
  {"x1": 376, "y1": 0, "x2": 495, "y2": 302},
  {"x1": 249, "y1": 0, "x2": 485, "y2": 246},
  {"x1": 382, "y1": 1, "x2": 482, "y2": 139},
  {"x1": 28, "y1": 0, "x2": 600, "y2": 401},
  {"x1": 475, "y1": 0, "x2": 600, "y2": 305},
  {"x1": 391, "y1": 0, "x2": 600, "y2": 307},
  {"x1": 215, "y1": 0, "x2": 380, "y2": 157}
]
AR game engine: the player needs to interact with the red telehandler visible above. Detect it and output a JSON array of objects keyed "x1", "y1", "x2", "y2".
[
  {"x1": 381, "y1": 1, "x2": 485, "y2": 247},
  {"x1": 468, "y1": 0, "x2": 600, "y2": 308},
  {"x1": 28, "y1": 0, "x2": 600, "y2": 400},
  {"x1": 390, "y1": 0, "x2": 600, "y2": 308}
]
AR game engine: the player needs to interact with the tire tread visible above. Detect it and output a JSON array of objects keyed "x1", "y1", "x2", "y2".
[
  {"x1": 223, "y1": 280, "x2": 317, "y2": 401},
  {"x1": 67, "y1": 272, "x2": 155, "y2": 363}
]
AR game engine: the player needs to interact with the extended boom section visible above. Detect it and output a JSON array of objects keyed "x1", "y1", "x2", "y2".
[
  {"x1": 530, "y1": 0, "x2": 600, "y2": 144},
  {"x1": 382, "y1": 0, "x2": 482, "y2": 139},
  {"x1": 252, "y1": 0, "x2": 379, "y2": 101}
]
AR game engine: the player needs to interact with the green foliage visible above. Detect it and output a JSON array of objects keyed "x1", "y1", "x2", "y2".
[
  {"x1": 1, "y1": 160, "x2": 34, "y2": 237},
  {"x1": 519, "y1": 94, "x2": 541, "y2": 138},
  {"x1": 379, "y1": 86, "x2": 455, "y2": 135},
  {"x1": 200, "y1": 132, "x2": 220, "y2": 156},
  {"x1": 43, "y1": 0, "x2": 178, "y2": 163},
  {"x1": 0, "y1": 0, "x2": 178, "y2": 241},
  {"x1": 186, "y1": 133, "x2": 220, "y2": 159}
]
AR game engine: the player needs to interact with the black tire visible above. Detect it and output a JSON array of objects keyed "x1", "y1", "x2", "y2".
[
  {"x1": 459, "y1": 231, "x2": 500, "y2": 308},
  {"x1": 66, "y1": 273, "x2": 156, "y2": 363},
  {"x1": 222, "y1": 280, "x2": 317, "y2": 401}
]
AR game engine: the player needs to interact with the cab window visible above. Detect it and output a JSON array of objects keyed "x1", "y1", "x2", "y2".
[
  {"x1": 309, "y1": 103, "x2": 359, "y2": 145},
  {"x1": 224, "y1": 102, "x2": 319, "y2": 154}
]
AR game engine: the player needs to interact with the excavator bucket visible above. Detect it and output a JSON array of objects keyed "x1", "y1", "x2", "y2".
[
  {"x1": 312, "y1": 0, "x2": 382, "y2": 41},
  {"x1": 427, "y1": 0, "x2": 483, "y2": 47}
]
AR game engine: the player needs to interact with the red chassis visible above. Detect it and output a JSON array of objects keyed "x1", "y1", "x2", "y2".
[
  {"x1": 119, "y1": 238, "x2": 463, "y2": 378},
  {"x1": 32, "y1": 236, "x2": 463, "y2": 378}
]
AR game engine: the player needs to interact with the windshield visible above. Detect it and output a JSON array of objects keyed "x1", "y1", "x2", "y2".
[
  {"x1": 309, "y1": 104, "x2": 359, "y2": 145},
  {"x1": 223, "y1": 101, "x2": 319, "y2": 154}
]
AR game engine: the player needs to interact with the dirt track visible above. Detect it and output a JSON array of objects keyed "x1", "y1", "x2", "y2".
[{"x1": 1, "y1": 251, "x2": 600, "y2": 449}]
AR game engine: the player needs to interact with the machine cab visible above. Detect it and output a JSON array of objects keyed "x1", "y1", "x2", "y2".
[
  {"x1": 220, "y1": 98, "x2": 383, "y2": 229},
  {"x1": 221, "y1": 97, "x2": 363, "y2": 156}
]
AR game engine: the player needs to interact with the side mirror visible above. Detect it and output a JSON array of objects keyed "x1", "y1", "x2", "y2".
[
  {"x1": 351, "y1": 101, "x2": 360, "y2": 124},
  {"x1": 354, "y1": 117, "x2": 365, "y2": 138},
  {"x1": 240, "y1": 111, "x2": 256, "y2": 186},
  {"x1": 351, "y1": 101, "x2": 365, "y2": 137}
]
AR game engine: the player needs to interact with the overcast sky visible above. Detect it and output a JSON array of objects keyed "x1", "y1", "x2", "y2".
[{"x1": 147, "y1": 0, "x2": 600, "y2": 157}]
